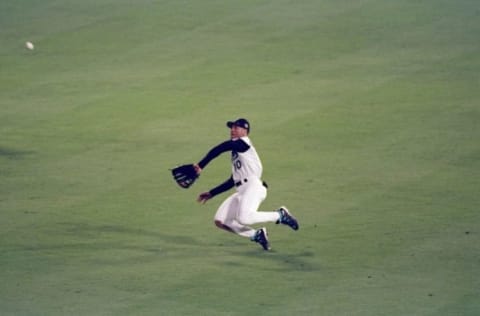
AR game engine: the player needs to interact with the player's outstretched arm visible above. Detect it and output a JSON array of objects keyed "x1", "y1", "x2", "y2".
[{"x1": 197, "y1": 139, "x2": 249, "y2": 170}]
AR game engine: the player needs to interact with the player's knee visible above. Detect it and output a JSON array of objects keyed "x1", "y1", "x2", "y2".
[
  {"x1": 214, "y1": 220, "x2": 224, "y2": 229},
  {"x1": 237, "y1": 213, "x2": 254, "y2": 226},
  {"x1": 214, "y1": 220, "x2": 235, "y2": 234}
]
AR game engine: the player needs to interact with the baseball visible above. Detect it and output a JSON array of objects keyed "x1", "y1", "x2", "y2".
[{"x1": 25, "y1": 41, "x2": 34, "y2": 50}]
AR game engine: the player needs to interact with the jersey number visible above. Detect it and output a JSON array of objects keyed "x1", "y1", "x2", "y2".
[{"x1": 234, "y1": 159, "x2": 242, "y2": 171}]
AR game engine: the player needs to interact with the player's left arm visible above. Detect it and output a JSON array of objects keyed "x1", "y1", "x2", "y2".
[
  {"x1": 196, "y1": 139, "x2": 249, "y2": 172},
  {"x1": 197, "y1": 176, "x2": 235, "y2": 203}
]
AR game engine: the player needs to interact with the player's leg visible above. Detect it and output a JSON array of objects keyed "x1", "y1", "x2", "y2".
[
  {"x1": 214, "y1": 193, "x2": 256, "y2": 238},
  {"x1": 236, "y1": 181, "x2": 299, "y2": 230},
  {"x1": 236, "y1": 182, "x2": 280, "y2": 225},
  {"x1": 215, "y1": 186, "x2": 272, "y2": 250},
  {"x1": 214, "y1": 197, "x2": 270, "y2": 250}
]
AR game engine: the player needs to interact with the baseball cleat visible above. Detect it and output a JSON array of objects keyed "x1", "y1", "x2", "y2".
[
  {"x1": 276, "y1": 206, "x2": 299, "y2": 230},
  {"x1": 251, "y1": 227, "x2": 271, "y2": 251}
]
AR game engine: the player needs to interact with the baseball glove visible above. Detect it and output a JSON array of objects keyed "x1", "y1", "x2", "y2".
[{"x1": 171, "y1": 164, "x2": 199, "y2": 189}]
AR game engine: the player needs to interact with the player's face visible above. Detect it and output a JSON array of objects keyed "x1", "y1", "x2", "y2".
[{"x1": 230, "y1": 125, "x2": 248, "y2": 139}]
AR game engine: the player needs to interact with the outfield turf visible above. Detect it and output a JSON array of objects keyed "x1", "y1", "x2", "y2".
[{"x1": 1, "y1": 0, "x2": 479, "y2": 315}]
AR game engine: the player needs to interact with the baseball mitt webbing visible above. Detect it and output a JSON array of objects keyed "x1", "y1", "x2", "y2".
[{"x1": 171, "y1": 164, "x2": 198, "y2": 189}]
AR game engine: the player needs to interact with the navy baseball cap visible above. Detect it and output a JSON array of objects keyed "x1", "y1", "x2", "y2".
[{"x1": 226, "y1": 118, "x2": 250, "y2": 132}]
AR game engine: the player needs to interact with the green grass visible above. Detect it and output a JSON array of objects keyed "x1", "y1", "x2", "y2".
[{"x1": 1, "y1": 0, "x2": 479, "y2": 315}]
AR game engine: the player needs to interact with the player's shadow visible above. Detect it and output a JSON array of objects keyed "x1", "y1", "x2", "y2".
[
  {"x1": 36, "y1": 221, "x2": 207, "y2": 259},
  {"x1": 61, "y1": 222, "x2": 202, "y2": 244},
  {"x1": 0, "y1": 146, "x2": 35, "y2": 159},
  {"x1": 250, "y1": 249, "x2": 318, "y2": 272},
  {"x1": 20, "y1": 221, "x2": 318, "y2": 272},
  {"x1": 219, "y1": 240, "x2": 319, "y2": 272}
]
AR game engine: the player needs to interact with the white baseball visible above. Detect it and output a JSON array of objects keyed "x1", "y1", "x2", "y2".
[{"x1": 25, "y1": 41, "x2": 34, "y2": 50}]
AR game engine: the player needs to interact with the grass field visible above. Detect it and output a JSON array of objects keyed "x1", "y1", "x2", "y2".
[{"x1": 1, "y1": 0, "x2": 479, "y2": 315}]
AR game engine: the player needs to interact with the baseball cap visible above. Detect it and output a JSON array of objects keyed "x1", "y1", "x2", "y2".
[{"x1": 226, "y1": 118, "x2": 250, "y2": 132}]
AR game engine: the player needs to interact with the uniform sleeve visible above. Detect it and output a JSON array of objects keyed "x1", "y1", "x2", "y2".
[
  {"x1": 197, "y1": 139, "x2": 250, "y2": 169},
  {"x1": 209, "y1": 176, "x2": 235, "y2": 197}
]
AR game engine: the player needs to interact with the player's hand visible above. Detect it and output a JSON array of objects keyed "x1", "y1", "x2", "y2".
[
  {"x1": 193, "y1": 164, "x2": 202, "y2": 175},
  {"x1": 197, "y1": 192, "x2": 212, "y2": 204}
]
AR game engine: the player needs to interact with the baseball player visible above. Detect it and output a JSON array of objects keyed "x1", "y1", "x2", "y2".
[{"x1": 194, "y1": 118, "x2": 299, "y2": 250}]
